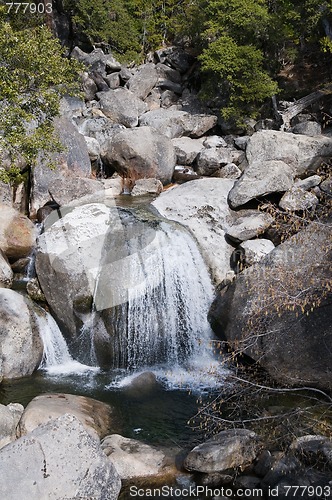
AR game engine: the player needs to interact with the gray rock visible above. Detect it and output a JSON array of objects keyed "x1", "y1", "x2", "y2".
[
  {"x1": 320, "y1": 177, "x2": 332, "y2": 195},
  {"x1": 155, "y1": 63, "x2": 182, "y2": 83},
  {"x1": 292, "y1": 121, "x2": 322, "y2": 136},
  {"x1": 26, "y1": 277, "x2": 45, "y2": 302},
  {"x1": 209, "y1": 220, "x2": 332, "y2": 390},
  {"x1": 228, "y1": 160, "x2": 295, "y2": 208},
  {"x1": 81, "y1": 71, "x2": 98, "y2": 101},
  {"x1": 294, "y1": 175, "x2": 322, "y2": 190},
  {"x1": 127, "y1": 63, "x2": 158, "y2": 100},
  {"x1": 102, "y1": 434, "x2": 166, "y2": 479},
  {"x1": 0, "y1": 289, "x2": 43, "y2": 379},
  {"x1": 157, "y1": 79, "x2": 182, "y2": 95},
  {"x1": 160, "y1": 89, "x2": 179, "y2": 108},
  {"x1": 98, "y1": 88, "x2": 147, "y2": 128},
  {"x1": 131, "y1": 178, "x2": 163, "y2": 197},
  {"x1": 119, "y1": 66, "x2": 132, "y2": 82},
  {"x1": 171, "y1": 137, "x2": 204, "y2": 165},
  {"x1": 152, "y1": 178, "x2": 235, "y2": 283},
  {"x1": 48, "y1": 177, "x2": 103, "y2": 206},
  {"x1": 145, "y1": 88, "x2": 162, "y2": 110},
  {"x1": 239, "y1": 239, "x2": 275, "y2": 265},
  {"x1": 226, "y1": 212, "x2": 274, "y2": 242},
  {"x1": 203, "y1": 135, "x2": 228, "y2": 148},
  {"x1": 0, "y1": 205, "x2": 36, "y2": 260},
  {"x1": 246, "y1": 130, "x2": 332, "y2": 175},
  {"x1": 218, "y1": 163, "x2": 242, "y2": 179},
  {"x1": 59, "y1": 96, "x2": 86, "y2": 121},
  {"x1": 234, "y1": 136, "x2": 250, "y2": 150},
  {"x1": 78, "y1": 116, "x2": 124, "y2": 152},
  {"x1": 105, "y1": 72, "x2": 120, "y2": 89},
  {"x1": 18, "y1": 393, "x2": 113, "y2": 440},
  {"x1": 196, "y1": 148, "x2": 234, "y2": 176},
  {"x1": 103, "y1": 126, "x2": 176, "y2": 185},
  {"x1": 184, "y1": 429, "x2": 261, "y2": 473},
  {"x1": 84, "y1": 136, "x2": 101, "y2": 161},
  {"x1": 30, "y1": 116, "x2": 91, "y2": 218},
  {"x1": 0, "y1": 250, "x2": 13, "y2": 288},
  {"x1": 139, "y1": 109, "x2": 217, "y2": 139},
  {"x1": 71, "y1": 46, "x2": 108, "y2": 76},
  {"x1": 121, "y1": 372, "x2": 160, "y2": 399},
  {"x1": 0, "y1": 403, "x2": 24, "y2": 449},
  {"x1": 0, "y1": 181, "x2": 12, "y2": 207},
  {"x1": 0, "y1": 414, "x2": 121, "y2": 500},
  {"x1": 105, "y1": 54, "x2": 122, "y2": 72},
  {"x1": 279, "y1": 186, "x2": 319, "y2": 211}
]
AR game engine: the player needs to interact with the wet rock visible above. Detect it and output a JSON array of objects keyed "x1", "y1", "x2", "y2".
[
  {"x1": 122, "y1": 371, "x2": 160, "y2": 399},
  {"x1": 289, "y1": 435, "x2": 332, "y2": 470},
  {"x1": 0, "y1": 414, "x2": 121, "y2": 500},
  {"x1": 18, "y1": 393, "x2": 113, "y2": 440}
]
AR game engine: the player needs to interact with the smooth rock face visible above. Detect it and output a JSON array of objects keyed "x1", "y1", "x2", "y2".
[
  {"x1": 18, "y1": 393, "x2": 113, "y2": 440},
  {"x1": 225, "y1": 212, "x2": 274, "y2": 242},
  {"x1": 30, "y1": 117, "x2": 91, "y2": 218},
  {"x1": 228, "y1": 160, "x2": 295, "y2": 208},
  {"x1": 209, "y1": 221, "x2": 332, "y2": 390},
  {"x1": 152, "y1": 178, "x2": 235, "y2": 283},
  {"x1": 0, "y1": 403, "x2": 24, "y2": 449},
  {"x1": 184, "y1": 429, "x2": 261, "y2": 473},
  {"x1": 98, "y1": 88, "x2": 147, "y2": 127},
  {"x1": 127, "y1": 63, "x2": 159, "y2": 100},
  {"x1": 103, "y1": 126, "x2": 176, "y2": 185},
  {"x1": 0, "y1": 289, "x2": 43, "y2": 379},
  {"x1": 279, "y1": 186, "x2": 319, "y2": 211},
  {"x1": 102, "y1": 434, "x2": 166, "y2": 479},
  {"x1": 246, "y1": 130, "x2": 332, "y2": 174},
  {"x1": 0, "y1": 205, "x2": 36, "y2": 260},
  {"x1": 0, "y1": 414, "x2": 121, "y2": 500},
  {"x1": 0, "y1": 250, "x2": 13, "y2": 288}
]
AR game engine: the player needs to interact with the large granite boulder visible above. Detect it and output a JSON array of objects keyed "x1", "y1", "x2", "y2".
[
  {"x1": 98, "y1": 88, "x2": 147, "y2": 127},
  {"x1": 18, "y1": 393, "x2": 113, "y2": 440},
  {"x1": 152, "y1": 178, "x2": 235, "y2": 283},
  {"x1": 0, "y1": 414, "x2": 121, "y2": 500},
  {"x1": 30, "y1": 116, "x2": 91, "y2": 218},
  {"x1": 0, "y1": 205, "x2": 36, "y2": 260},
  {"x1": 209, "y1": 220, "x2": 332, "y2": 390},
  {"x1": 0, "y1": 250, "x2": 13, "y2": 288},
  {"x1": 102, "y1": 126, "x2": 176, "y2": 185},
  {"x1": 0, "y1": 289, "x2": 43, "y2": 379},
  {"x1": 126, "y1": 63, "x2": 159, "y2": 100},
  {"x1": 0, "y1": 403, "x2": 24, "y2": 449}
]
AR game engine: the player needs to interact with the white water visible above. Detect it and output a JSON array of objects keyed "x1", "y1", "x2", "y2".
[{"x1": 37, "y1": 311, "x2": 99, "y2": 375}]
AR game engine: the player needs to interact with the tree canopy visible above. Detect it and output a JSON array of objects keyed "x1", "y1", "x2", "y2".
[{"x1": 0, "y1": 6, "x2": 82, "y2": 183}]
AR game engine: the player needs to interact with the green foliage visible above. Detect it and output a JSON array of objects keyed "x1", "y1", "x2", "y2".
[
  {"x1": 198, "y1": 0, "x2": 278, "y2": 123},
  {"x1": 0, "y1": 7, "x2": 82, "y2": 183}
]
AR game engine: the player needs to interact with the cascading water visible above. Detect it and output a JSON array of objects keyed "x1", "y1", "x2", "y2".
[{"x1": 36, "y1": 310, "x2": 98, "y2": 375}]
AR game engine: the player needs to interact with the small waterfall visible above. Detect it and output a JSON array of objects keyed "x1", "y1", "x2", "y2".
[
  {"x1": 36, "y1": 310, "x2": 98, "y2": 375},
  {"x1": 24, "y1": 223, "x2": 43, "y2": 281}
]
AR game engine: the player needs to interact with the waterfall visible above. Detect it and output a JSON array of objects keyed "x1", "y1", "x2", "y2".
[
  {"x1": 36, "y1": 310, "x2": 98, "y2": 375},
  {"x1": 91, "y1": 214, "x2": 224, "y2": 388},
  {"x1": 23, "y1": 223, "x2": 43, "y2": 281}
]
